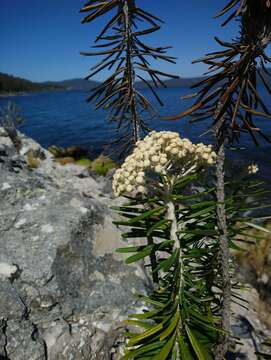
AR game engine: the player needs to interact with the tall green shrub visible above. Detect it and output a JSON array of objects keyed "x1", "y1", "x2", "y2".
[
  {"x1": 112, "y1": 131, "x2": 269, "y2": 359},
  {"x1": 80, "y1": 1, "x2": 271, "y2": 358},
  {"x1": 164, "y1": 1, "x2": 271, "y2": 358}
]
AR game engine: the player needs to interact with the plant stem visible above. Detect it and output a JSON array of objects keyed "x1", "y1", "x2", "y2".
[
  {"x1": 166, "y1": 199, "x2": 183, "y2": 358},
  {"x1": 167, "y1": 201, "x2": 180, "y2": 250},
  {"x1": 215, "y1": 140, "x2": 231, "y2": 360},
  {"x1": 123, "y1": 0, "x2": 140, "y2": 143},
  {"x1": 147, "y1": 234, "x2": 159, "y2": 286},
  {"x1": 166, "y1": 200, "x2": 184, "y2": 289}
]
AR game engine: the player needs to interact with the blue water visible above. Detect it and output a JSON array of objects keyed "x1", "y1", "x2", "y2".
[{"x1": 1, "y1": 87, "x2": 271, "y2": 179}]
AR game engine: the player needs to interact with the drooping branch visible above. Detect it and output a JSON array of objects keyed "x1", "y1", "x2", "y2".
[
  {"x1": 161, "y1": 1, "x2": 271, "y2": 359},
  {"x1": 164, "y1": 1, "x2": 271, "y2": 146},
  {"x1": 80, "y1": 0, "x2": 178, "y2": 153}
]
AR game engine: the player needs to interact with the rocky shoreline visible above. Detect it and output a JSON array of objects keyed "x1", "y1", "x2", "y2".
[
  {"x1": 0, "y1": 127, "x2": 149, "y2": 359},
  {"x1": 0, "y1": 128, "x2": 270, "y2": 359},
  {"x1": 0, "y1": 93, "x2": 26, "y2": 98}
]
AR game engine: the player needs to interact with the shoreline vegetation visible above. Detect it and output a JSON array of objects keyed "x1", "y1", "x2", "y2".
[
  {"x1": 0, "y1": 72, "x2": 204, "y2": 97},
  {"x1": 47, "y1": 144, "x2": 117, "y2": 176},
  {"x1": 0, "y1": 72, "x2": 63, "y2": 95},
  {"x1": 1, "y1": 68, "x2": 270, "y2": 97}
]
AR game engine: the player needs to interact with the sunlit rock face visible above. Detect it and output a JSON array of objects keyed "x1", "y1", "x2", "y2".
[{"x1": 0, "y1": 127, "x2": 147, "y2": 359}]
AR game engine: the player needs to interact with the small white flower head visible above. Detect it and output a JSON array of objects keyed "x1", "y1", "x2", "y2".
[
  {"x1": 112, "y1": 131, "x2": 216, "y2": 196},
  {"x1": 248, "y1": 164, "x2": 259, "y2": 175}
]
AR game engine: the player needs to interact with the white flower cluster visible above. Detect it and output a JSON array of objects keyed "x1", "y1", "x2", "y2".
[
  {"x1": 248, "y1": 164, "x2": 259, "y2": 175},
  {"x1": 113, "y1": 131, "x2": 216, "y2": 196}
]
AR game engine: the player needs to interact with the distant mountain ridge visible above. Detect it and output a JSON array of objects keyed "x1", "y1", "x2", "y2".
[
  {"x1": 1, "y1": 70, "x2": 270, "y2": 95},
  {"x1": 0, "y1": 73, "x2": 99, "y2": 94},
  {"x1": 0, "y1": 72, "x2": 202, "y2": 95},
  {"x1": 46, "y1": 77, "x2": 202, "y2": 90},
  {"x1": 0, "y1": 73, "x2": 63, "y2": 94},
  {"x1": 136, "y1": 77, "x2": 204, "y2": 89},
  {"x1": 43, "y1": 78, "x2": 99, "y2": 91},
  {"x1": 48, "y1": 77, "x2": 203, "y2": 90}
]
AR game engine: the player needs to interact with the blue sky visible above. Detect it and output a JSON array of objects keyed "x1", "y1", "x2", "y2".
[{"x1": 0, "y1": 0, "x2": 239, "y2": 82}]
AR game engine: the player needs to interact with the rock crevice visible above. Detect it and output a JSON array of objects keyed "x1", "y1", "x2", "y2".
[{"x1": 0, "y1": 128, "x2": 145, "y2": 359}]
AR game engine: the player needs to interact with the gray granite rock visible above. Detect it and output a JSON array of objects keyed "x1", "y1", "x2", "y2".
[
  {"x1": 0, "y1": 128, "x2": 146, "y2": 359},
  {"x1": 230, "y1": 287, "x2": 271, "y2": 359}
]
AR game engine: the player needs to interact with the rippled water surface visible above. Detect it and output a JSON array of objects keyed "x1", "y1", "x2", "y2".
[{"x1": 1, "y1": 87, "x2": 271, "y2": 180}]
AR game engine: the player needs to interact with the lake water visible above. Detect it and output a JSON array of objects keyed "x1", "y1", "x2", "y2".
[{"x1": 1, "y1": 87, "x2": 271, "y2": 180}]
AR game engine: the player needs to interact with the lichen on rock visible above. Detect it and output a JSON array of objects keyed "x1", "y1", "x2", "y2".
[{"x1": 0, "y1": 127, "x2": 146, "y2": 359}]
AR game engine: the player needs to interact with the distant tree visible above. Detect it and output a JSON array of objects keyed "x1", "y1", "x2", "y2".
[
  {"x1": 0, "y1": 73, "x2": 62, "y2": 94},
  {"x1": 80, "y1": 0, "x2": 178, "y2": 153}
]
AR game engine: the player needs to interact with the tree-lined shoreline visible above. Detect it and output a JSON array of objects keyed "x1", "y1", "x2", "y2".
[{"x1": 0, "y1": 72, "x2": 205, "y2": 96}]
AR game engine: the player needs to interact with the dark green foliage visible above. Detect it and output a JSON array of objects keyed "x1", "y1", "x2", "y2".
[
  {"x1": 113, "y1": 174, "x2": 219, "y2": 359},
  {"x1": 0, "y1": 72, "x2": 62, "y2": 94},
  {"x1": 113, "y1": 169, "x2": 270, "y2": 359},
  {"x1": 80, "y1": 0, "x2": 178, "y2": 151},
  {"x1": 256, "y1": 338, "x2": 271, "y2": 359}
]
